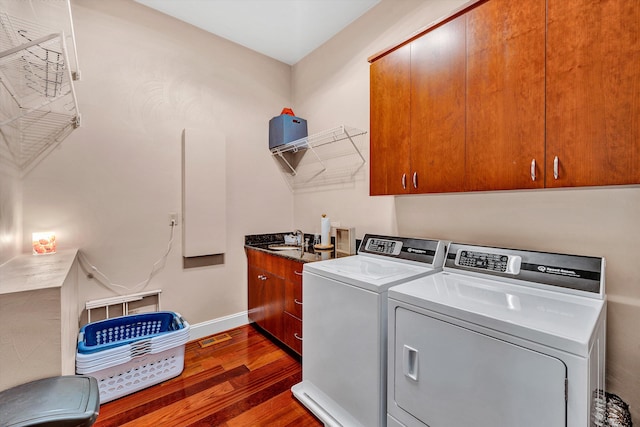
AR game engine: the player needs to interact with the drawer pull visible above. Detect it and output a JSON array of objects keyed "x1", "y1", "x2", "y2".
[
  {"x1": 294, "y1": 299, "x2": 303, "y2": 305},
  {"x1": 294, "y1": 270, "x2": 303, "y2": 276},
  {"x1": 294, "y1": 333, "x2": 303, "y2": 341}
]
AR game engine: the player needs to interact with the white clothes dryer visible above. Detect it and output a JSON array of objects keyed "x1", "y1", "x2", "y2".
[
  {"x1": 387, "y1": 242, "x2": 606, "y2": 427},
  {"x1": 292, "y1": 234, "x2": 447, "y2": 427}
]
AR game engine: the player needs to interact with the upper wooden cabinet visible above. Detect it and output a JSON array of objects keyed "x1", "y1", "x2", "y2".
[
  {"x1": 411, "y1": 16, "x2": 466, "y2": 193},
  {"x1": 370, "y1": 17, "x2": 466, "y2": 195},
  {"x1": 546, "y1": 0, "x2": 640, "y2": 187},
  {"x1": 370, "y1": 44, "x2": 411, "y2": 195},
  {"x1": 369, "y1": 0, "x2": 640, "y2": 194},
  {"x1": 465, "y1": 0, "x2": 546, "y2": 191}
]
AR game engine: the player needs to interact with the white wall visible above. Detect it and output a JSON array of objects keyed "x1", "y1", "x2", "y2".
[
  {"x1": 292, "y1": 0, "x2": 640, "y2": 420},
  {"x1": 21, "y1": 0, "x2": 294, "y2": 325},
  {"x1": 0, "y1": 171, "x2": 22, "y2": 265}
]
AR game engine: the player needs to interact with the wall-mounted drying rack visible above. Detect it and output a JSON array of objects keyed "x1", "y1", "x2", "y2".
[
  {"x1": 270, "y1": 125, "x2": 368, "y2": 192},
  {"x1": 0, "y1": 3, "x2": 81, "y2": 177}
]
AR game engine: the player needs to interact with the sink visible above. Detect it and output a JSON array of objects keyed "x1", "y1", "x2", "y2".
[{"x1": 268, "y1": 244, "x2": 301, "y2": 251}]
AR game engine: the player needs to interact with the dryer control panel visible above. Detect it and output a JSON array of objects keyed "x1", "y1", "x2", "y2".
[
  {"x1": 456, "y1": 250, "x2": 521, "y2": 275},
  {"x1": 445, "y1": 243, "x2": 605, "y2": 298}
]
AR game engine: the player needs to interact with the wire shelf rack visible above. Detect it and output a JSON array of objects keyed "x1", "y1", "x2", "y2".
[
  {"x1": 270, "y1": 125, "x2": 368, "y2": 192},
  {"x1": 0, "y1": 11, "x2": 80, "y2": 175}
]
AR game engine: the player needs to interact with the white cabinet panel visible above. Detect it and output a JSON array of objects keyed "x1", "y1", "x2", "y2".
[{"x1": 181, "y1": 128, "x2": 226, "y2": 257}]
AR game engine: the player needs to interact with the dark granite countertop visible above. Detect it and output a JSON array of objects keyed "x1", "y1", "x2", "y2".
[{"x1": 244, "y1": 232, "x2": 337, "y2": 263}]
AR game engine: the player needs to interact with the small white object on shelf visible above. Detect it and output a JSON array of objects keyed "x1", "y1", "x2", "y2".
[
  {"x1": 320, "y1": 214, "x2": 331, "y2": 246},
  {"x1": 335, "y1": 227, "x2": 356, "y2": 257}
]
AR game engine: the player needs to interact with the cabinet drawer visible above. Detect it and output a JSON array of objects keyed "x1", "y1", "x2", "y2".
[
  {"x1": 283, "y1": 313, "x2": 302, "y2": 356},
  {"x1": 246, "y1": 248, "x2": 286, "y2": 277},
  {"x1": 284, "y1": 259, "x2": 304, "y2": 284},
  {"x1": 285, "y1": 279, "x2": 302, "y2": 320}
]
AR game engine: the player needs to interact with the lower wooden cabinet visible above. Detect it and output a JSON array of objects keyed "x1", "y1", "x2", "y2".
[{"x1": 246, "y1": 248, "x2": 303, "y2": 356}]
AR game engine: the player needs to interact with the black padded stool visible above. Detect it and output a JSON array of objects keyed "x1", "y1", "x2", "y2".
[{"x1": 0, "y1": 376, "x2": 99, "y2": 427}]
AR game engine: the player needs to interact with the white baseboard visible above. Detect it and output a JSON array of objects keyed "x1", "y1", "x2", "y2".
[{"x1": 188, "y1": 311, "x2": 249, "y2": 341}]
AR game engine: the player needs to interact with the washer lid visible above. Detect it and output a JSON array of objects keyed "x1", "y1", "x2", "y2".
[
  {"x1": 389, "y1": 272, "x2": 605, "y2": 356},
  {"x1": 304, "y1": 255, "x2": 438, "y2": 292}
]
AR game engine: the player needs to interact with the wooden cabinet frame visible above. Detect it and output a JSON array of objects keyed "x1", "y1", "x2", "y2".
[{"x1": 246, "y1": 248, "x2": 303, "y2": 356}]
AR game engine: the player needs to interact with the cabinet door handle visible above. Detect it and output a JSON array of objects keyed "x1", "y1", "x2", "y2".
[
  {"x1": 294, "y1": 270, "x2": 303, "y2": 276},
  {"x1": 530, "y1": 159, "x2": 536, "y2": 181},
  {"x1": 412, "y1": 172, "x2": 418, "y2": 189},
  {"x1": 294, "y1": 333, "x2": 303, "y2": 341},
  {"x1": 553, "y1": 156, "x2": 559, "y2": 180},
  {"x1": 402, "y1": 173, "x2": 407, "y2": 189},
  {"x1": 294, "y1": 299, "x2": 303, "y2": 305},
  {"x1": 258, "y1": 274, "x2": 267, "y2": 281}
]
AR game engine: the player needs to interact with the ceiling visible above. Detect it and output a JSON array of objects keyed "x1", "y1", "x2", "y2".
[{"x1": 134, "y1": 0, "x2": 381, "y2": 65}]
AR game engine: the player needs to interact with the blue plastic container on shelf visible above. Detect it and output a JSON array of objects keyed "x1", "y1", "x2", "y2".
[
  {"x1": 77, "y1": 311, "x2": 185, "y2": 354},
  {"x1": 269, "y1": 113, "x2": 308, "y2": 150}
]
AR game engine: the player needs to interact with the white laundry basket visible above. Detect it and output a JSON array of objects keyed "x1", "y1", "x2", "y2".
[{"x1": 75, "y1": 311, "x2": 190, "y2": 403}]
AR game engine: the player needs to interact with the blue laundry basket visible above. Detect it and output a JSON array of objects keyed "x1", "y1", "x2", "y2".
[{"x1": 77, "y1": 311, "x2": 185, "y2": 354}]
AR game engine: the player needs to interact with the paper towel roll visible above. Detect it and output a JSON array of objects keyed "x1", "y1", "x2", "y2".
[{"x1": 321, "y1": 214, "x2": 330, "y2": 246}]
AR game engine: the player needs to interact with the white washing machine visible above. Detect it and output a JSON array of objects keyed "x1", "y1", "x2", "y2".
[
  {"x1": 387, "y1": 242, "x2": 606, "y2": 427},
  {"x1": 292, "y1": 234, "x2": 447, "y2": 427}
]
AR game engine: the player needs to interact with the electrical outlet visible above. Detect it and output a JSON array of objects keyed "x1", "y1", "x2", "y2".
[
  {"x1": 331, "y1": 221, "x2": 341, "y2": 228},
  {"x1": 168, "y1": 212, "x2": 178, "y2": 226}
]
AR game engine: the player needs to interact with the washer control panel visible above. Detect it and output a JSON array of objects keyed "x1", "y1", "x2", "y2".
[
  {"x1": 455, "y1": 250, "x2": 521, "y2": 275},
  {"x1": 359, "y1": 234, "x2": 446, "y2": 266},
  {"x1": 364, "y1": 237, "x2": 403, "y2": 256}
]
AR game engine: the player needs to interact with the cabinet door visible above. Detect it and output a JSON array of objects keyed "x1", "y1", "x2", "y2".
[
  {"x1": 410, "y1": 16, "x2": 466, "y2": 193},
  {"x1": 248, "y1": 265, "x2": 266, "y2": 325},
  {"x1": 546, "y1": 0, "x2": 640, "y2": 187},
  {"x1": 370, "y1": 44, "x2": 411, "y2": 195},
  {"x1": 465, "y1": 0, "x2": 546, "y2": 191},
  {"x1": 247, "y1": 265, "x2": 284, "y2": 338}
]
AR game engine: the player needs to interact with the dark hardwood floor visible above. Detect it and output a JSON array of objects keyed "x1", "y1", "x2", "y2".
[{"x1": 93, "y1": 324, "x2": 322, "y2": 426}]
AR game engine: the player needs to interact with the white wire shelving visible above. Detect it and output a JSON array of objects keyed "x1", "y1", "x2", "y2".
[
  {"x1": 0, "y1": 4, "x2": 80, "y2": 176},
  {"x1": 270, "y1": 125, "x2": 368, "y2": 192}
]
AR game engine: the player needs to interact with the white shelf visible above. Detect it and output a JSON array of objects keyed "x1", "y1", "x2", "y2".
[
  {"x1": 0, "y1": 5, "x2": 80, "y2": 176},
  {"x1": 270, "y1": 125, "x2": 368, "y2": 192},
  {"x1": 0, "y1": 249, "x2": 78, "y2": 295}
]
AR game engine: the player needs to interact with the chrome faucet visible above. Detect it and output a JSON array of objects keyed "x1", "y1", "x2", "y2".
[{"x1": 293, "y1": 229, "x2": 305, "y2": 256}]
